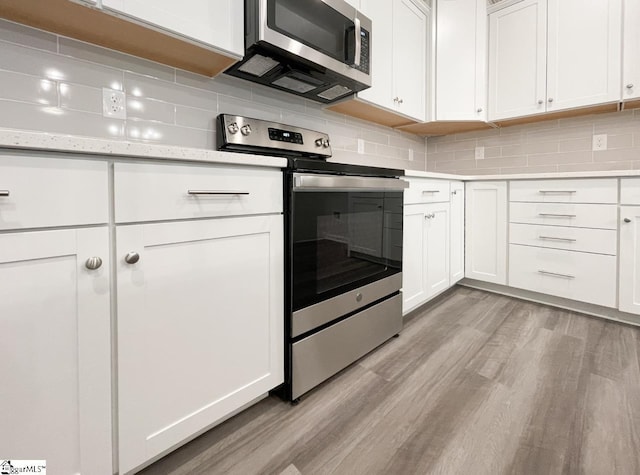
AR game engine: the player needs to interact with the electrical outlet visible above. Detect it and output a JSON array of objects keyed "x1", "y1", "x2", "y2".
[
  {"x1": 357, "y1": 138, "x2": 365, "y2": 154},
  {"x1": 409, "y1": 149, "x2": 414, "y2": 161},
  {"x1": 592, "y1": 134, "x2": 608, "y2": 151},
  {"x1": 475, "y1": 146, "x2": 485, "y2": 160},
  {"x1": 102, "y1": 88, "x2": 126, "y2": 119}
]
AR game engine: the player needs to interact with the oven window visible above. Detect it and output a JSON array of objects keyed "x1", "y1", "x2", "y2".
[
  {"x1": 267, "y1": 0, "x2": 354, "y2": 63},
  {"x1": 291, "y1": 191, "x2": 403, "y2": 311}
]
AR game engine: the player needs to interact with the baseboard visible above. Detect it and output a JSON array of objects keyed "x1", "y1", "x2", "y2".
[{"x1": 459, "y1": 278, "x2": 640, "y2": 328}]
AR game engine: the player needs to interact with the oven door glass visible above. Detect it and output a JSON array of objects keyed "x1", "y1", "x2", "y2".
[
  {"x1": 291, "y1": 190, "x2": 403, "y2": 312},
  {"x1": 267, "y1": 0, "x2": 355, "y2": 64}
]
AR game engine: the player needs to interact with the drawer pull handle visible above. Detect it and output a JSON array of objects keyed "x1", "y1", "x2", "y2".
[
  {"x1": 188, "y1": 190, "x2": 250, "y2": 196},
  {"x1": 0, "y1": 190, "x2": 9, "y2": 197},
  {"x1": 538, "y1": 190, "x2": 577, "y2": 194},
  {"x1": 422, "y1": 190, "x2": 440, "y2": 193},
  {"x1": 538, "y1": 236, "x2": 577, "y2": 242},
  {"x1": 538, "y1": 213, "x2": 577, "y2": 218},
  {"x1": 538, "y1": 270, "x2": 575, "y2": 279}
]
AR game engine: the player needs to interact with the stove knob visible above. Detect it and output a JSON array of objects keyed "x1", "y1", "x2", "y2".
[
  {"x1": 227, "y1": 122, "x2": 239, "y2": 134},
  {"x1": 241, "y1": 124, "x2": 252, "y2": 136},
  {"x1": 322, "y1": 138, "x2": 330, "y2": 148},
  {"x1": 315, "y1": 138, "x2": 323, "y2": 147}
]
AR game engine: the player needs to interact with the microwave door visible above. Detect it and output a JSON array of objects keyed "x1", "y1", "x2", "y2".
[{"x1": 258, "y1": 0, "x2": 370, "y2": 84}]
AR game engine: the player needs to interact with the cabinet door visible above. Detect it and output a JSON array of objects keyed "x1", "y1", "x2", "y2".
[
  {"x1": 623, "y1": 0, "x2": 640, "y2": 101},
  {"x1": 547, "y1": 0, "x2": 622, "y2": 111},
  {"x1": 620, "y1": 207, "x2": 640, "y2": 314},
  {"x1": 436, "y1": 0, "x2": 487, "y2": 121},
  {"x1": 450, "y1": 181, "x2": 465, "y2": 284},
  {"x1": 102, "y1": 0, "x2": 243, "y2": 56},
  {"x1": 117, "y1": 215, "x2": 284, "y2": 474},
  {"x1": 358, "y1": 0, "x2": 395, "y2": 110},
  {"x1": 488, "y1": 0, "x2": 547, "y2": 120},
  {"x1": 0, "y1": 228, "x2": 112, "y2": 475},
  {"x1": 465, "y1": 181, "x2": 508, "y2": 284},
  {"x1": 425, "y1": 202, "x2": 450, "y2": 298},
  {"x1": 393, "y1": 0, "x2": 427, "y2": 121},
  {"x1": 402, "y1": 204, "x2": 428, "y2": 314}
]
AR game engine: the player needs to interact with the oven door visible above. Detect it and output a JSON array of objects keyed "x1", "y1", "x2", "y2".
[
  {"x1": 257, "y1": 0, "x2": 371, "y2": 85},
  {"x1": 290, "y1": 173, "x2": 406, "y2": 320}
]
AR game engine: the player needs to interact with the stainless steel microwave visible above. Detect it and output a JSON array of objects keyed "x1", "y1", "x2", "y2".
[{"x1": 225, "y1": 0, "x2": 372, "y2": 104}]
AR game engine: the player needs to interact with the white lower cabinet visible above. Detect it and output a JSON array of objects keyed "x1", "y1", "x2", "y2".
[
  {"x1": 464, "y1": 181, "x2": 508, "y2": 284},
  {"x1": 402, "y1": 201, "x2": 450, "y2": 314},
  {"x1": 620, "y1": 206, "x2": 640, "y2": 315},
  {"x1": 117, "y1": 215, "x2": 284, "y2": 473},
  {"x1": 0, "y1": 227, "x2": 113, "y2": 475},
  {"x1": 450, "y1": 181, "x2": 465, "y2": 284}
]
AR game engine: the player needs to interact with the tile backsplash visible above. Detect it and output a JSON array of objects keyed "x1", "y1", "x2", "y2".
[
  {"x1": 427, "y1": 110, "x2": 640, "y2": 175},
  {"x1": 2, "y1": 18, "x2": 639, "y2": 175},
  {"x1": 0, "y1": 19, "x2": 427, "y2": 172}
]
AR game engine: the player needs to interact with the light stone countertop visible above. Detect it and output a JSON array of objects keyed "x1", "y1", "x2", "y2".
[
  {"x1": 2, "y1": 129, "x2": 640, "y2": 180},
  {"x1": 0, "y1": 129, "x2": 288, "y2": 169}
]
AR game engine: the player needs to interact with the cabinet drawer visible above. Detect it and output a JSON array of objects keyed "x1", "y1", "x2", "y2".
[
  {"x1": 510, "y1": 179, "x2": 618, "y2": 204},
  {"x1": 0, "y1": 155, "x2": 108, "y2": 230},
  {"x1": 404, "y1": 179, "x2": 450, "y2": 204},
  {"x1": 509, "y1": 245, "x2": 617, "y2": 308},
  {"x1": 509, "y1": 223, "x2": 617, "y2": 255},
  {"x1": 621, "y1": 178, "x2": 640, "y2": 205},
  {"x1": 114, "y1": 162, "x2": 282, "y2": 223},
  {"x1": 510, "y1": 202, "x2": 618, "y2": 230}
]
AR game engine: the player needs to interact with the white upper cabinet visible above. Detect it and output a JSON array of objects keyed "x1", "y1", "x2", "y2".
[
  {"x1": 623, "y1": 0, "x2": 640, "y2": 101},
  {"x1": 488, "y1": 0, "x2": 547, "y2": 121},
  {"x1": 489, "y1": 0, "x2": 622, "y2": 121},
  {"x1": 358, "y1": 0, "x2": 427, "y2": 121},
  {"x1": 101, "y1": 0, "x2": 244, "y2": 56},
  {"x1": 546, "y1": 0, "x2": 622, "y2": 111},
  {"x1": 435, "y1": 0, "x2": 487, "y2": 121}
]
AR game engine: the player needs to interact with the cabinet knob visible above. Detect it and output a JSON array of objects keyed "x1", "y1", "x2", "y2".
[
  {"x1": 393, "y1": 97, "x2": 399, "y2": 103},
  {"x1": 548, "y1": 98, "x2": 554, "y2": 103},
  {"x1": 124, "y1": 251, "x2": 140, "y2": 264},
  {"x1": 537, "y1": 100, "x2": 544, "y2": 105},
  {"x1": 356, "y1": 292, "x2": 363, "y2": 302},
  {"x1": 624, "y1": 218, "x2": 632, "y2": 223},
  {"x1": 398, "y1": 98, "x2": 404, "y2": 104},
  {"x1": 476, "y1": 108, "x2": 483, "y2": 113},
  {"x1": 85, "y1": 257, "x2": 103, "y2": 270},
  {"x1": 627, "y1": 84, "x2": 634, "y2": 89},
  {"x1": 452, "y1": 190, "x2": 457, "y2": 195}
]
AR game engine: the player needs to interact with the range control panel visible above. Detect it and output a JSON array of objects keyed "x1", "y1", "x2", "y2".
[{"x1": 217, "y1": 114, "x2": 332, "y2": 158}]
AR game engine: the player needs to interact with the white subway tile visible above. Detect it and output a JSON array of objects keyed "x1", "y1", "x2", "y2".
[{"x1": 0, "y1": 70, "x2": 57, "y2": 105}]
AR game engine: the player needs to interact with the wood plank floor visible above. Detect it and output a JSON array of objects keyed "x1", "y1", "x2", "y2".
[{"x1": 140, "y1": 287, "x2": 640, "y2": 475}]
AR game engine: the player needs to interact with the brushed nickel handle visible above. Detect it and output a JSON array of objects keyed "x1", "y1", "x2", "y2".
[
  {"x1": 393, "y1": 97, "x2": 399, "y2": 103},
  {"x1": 356, "y1": 292, "x2": 363, "y2": 302},
  {"x1": 452, "y1": 190, "x2": 457, "y2": 195},
  {"x1": 538, "y1": 270, "x2": 575, "y2": 279},
  {"x1": 627, "y1": 84, "x2": 634, "y2": 89},
  {"x1": 85, "y1": 257, "x2": 103, "y2": 270},
  {"x1": 477, "y1": 108, "x2": 483, "y2": 113},
  {"x1": 538, "y1": 190, "x2": 576, "y2": 194},
  {"x1": 538, "y1": 213, "x2": 577, "y2": 218},
  {"x1": 539, "y1": 236, "x2": 577, "y2": 242},
  {"x1": 624, "y1": 218, "x2": 632, "y2": 223},
  {"x1": 188, "y1": 190, "x2": 250, "y2": 195},
  {"x1": 0, "y1": 190, "x2": 9, "y2": 197},
  {"x1": 124, "y1": 252, "x2": 140, "y2": 265},
  {"x1": 538, "y1": 100, "x2": 544, "y2": 105},
  {"x1": 422, "y1": 190, "x2": 440, "y2": 193},
  {"x1": 548, "y1": 98, "x2": 554, "y2": 103},
  {"x1": 398, "y1": 98, "x2": 404, "y2": 104}
]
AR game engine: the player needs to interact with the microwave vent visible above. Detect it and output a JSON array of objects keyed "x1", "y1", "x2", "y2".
[
  {"x1": 272, "y1": 75, "x2": 318, "y2": 94},
  {"x1": 317, "y1": 85, "x2": 352, "y2": 101},
  {"x1": 238, "y1": 54, "x2": 279, "y2": 77}
]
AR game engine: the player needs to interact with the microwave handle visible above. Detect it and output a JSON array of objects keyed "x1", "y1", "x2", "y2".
[{"x1": 352, "y1": 17, "x2": 361, "y2": 68}]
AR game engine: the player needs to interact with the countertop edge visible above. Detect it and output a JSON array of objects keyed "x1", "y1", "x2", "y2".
[{"x1": 0, "y1": 129, "x2": 288, "y2": 169}]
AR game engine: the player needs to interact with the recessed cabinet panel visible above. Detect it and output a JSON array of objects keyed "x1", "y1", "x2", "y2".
[
  {"x1": 402, "y1": 205, "x2": 428, "y2": 313},
  {"x1": 488, "y1": 0, "x2": 546, "y2": 121},
  {"x1": 0, "y1": 228, "x2": 112, "y2": 475},
  {"x1": 425, "y1": 202, "x2": 450, "y2": 297},
  {"x1": 620, "y1": 206, "x2": 640, "y2": 314},
  {"x1": 117, "y1": 215, "x2": 284, "y2": 474},
  {"x1": 465, "y1": 181, "x2": 508, "y2": 284}
]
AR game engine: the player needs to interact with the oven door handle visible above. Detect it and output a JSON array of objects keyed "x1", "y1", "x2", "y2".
[{"x1": 293, "y1": 173, "x2": 408, "y2": 192}]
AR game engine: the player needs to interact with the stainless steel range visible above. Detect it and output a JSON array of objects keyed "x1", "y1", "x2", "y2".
[{"x1": 217, "y1": 114, "x2": 407, "y2": 401}]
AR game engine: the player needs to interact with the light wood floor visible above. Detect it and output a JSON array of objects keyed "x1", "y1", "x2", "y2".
[{"x1": 141, "y1": 287, "x2": 640, "y2": 475}]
